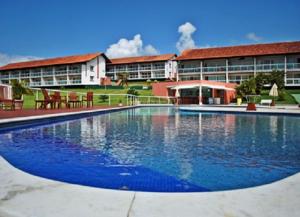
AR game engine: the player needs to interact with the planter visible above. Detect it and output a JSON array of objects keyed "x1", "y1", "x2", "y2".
[
  {"x1": 237, "y1": 98, "x2": 242, "y2": 106},
  {"x1": 271, "y1": 99, "x2": 275, "y2": 106},
  {"x1": 14, "y1": 99, "x2": 24, "y2": 110},
  {"x1": 246, "y1": 102, "x2": 256, "y2": 111},
  {"x1": 118, "y1": 103, "x2": 123, "y2": 107}
]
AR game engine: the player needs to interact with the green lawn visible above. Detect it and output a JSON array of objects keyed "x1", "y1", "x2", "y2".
[{"x1": 23, "y1": 86, "x2": 154, "y2": 109}]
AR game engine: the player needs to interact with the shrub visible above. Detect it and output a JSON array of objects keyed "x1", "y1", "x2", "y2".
[
  {"x1": 99, "y1": 95, "x2": 109, "y2": 102},
  {"x1": 127, "y1": 88, "x2": 139, "y2": 96}
]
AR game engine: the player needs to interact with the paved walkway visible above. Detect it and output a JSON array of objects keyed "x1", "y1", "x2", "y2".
[
  {"x1": 0, "y1": 157, "x2": 299, "y2": 217},
  {"x1": 0, "y1": 106, "x2": 118, "y2": 120}
]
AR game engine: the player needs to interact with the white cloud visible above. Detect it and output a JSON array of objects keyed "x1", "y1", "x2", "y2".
[
  {"x1": 246, "y1": 32, "x2": 263, "y2": 42},
  {"x1": 176, "y1": 22, "x2": 197, "y2": 52},
  {"x1": 105, "y1": 34, "x2": 159, "y2": 58},
  {"x1": 0, "y1": 52, "x2": 42, "y2": 66}
]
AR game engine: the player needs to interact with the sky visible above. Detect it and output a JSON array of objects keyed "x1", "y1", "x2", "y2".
[{"x1": 0, "y1": 0, "x2": 300, "y2": 66}]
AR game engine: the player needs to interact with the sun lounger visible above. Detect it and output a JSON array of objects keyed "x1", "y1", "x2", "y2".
[{"x1": 260, "y1": 99, "x2": 272, "y2": 106}]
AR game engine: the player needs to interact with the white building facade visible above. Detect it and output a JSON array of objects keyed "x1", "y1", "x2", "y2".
[
  {"x1": 176, "y1": 41, "x2": 300, "y2": 86},
  {"x1": 106, "y1": 54, "x2": 177, "y2": 81},
  {"x1": 0, "y1": 53, "x2": 108, "y2": 87}
]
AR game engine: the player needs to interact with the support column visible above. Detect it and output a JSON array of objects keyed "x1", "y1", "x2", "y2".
[
  {"x1": 284, "y1": 55, "x2": 287, "y2": 86},
  {"x1": 254, "y1": 57, "x2": 257, "y2": 77},
  {"x1": 199, "y1": 85, "x2": 202, "y2": 105},
  {"x1": 225, "y1": 59, "x2": 229, "y2": 83},
  {"x1": 200, "y1": 61, "x2": 203, "y2": 80}
]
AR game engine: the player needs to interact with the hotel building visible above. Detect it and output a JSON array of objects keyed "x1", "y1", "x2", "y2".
[
  {"x1": 0, "y1": 41, "x2": 299, "y2": 87},
  {"x1": 106, "y1": 54, "x2": 177, "y2": 81},
  {"x1": 176, "y1": 41, "x2": 300, "y2": 86},
  {"x1": 0, "y1": 53, "x2": 109, "y2": 87}
]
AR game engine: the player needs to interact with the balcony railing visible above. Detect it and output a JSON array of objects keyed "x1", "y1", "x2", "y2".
[
  {"x1": 228, "y1": 65, "x2": 254, "y2": 71},
  {"x1": 286, "y1": 78, "x2": 300, "y2": 85},
  {"x1": 203, "y1": 66, "x2": 226, "y2": 73},
  {"x1": 42, "y1": 71, "x2": 54, "y2": 77},
  {"x1": 68, "y1": 70, "x2": 81, "y2": 74},
  {"x1": 30, "y1": 73, "x2": 41, "y2": 77},
  {"x1": 256, "y1": 63, "x2": 285, "y2": 71},
  {"x1": 10, "y1": 74, "x2": 20, "y2": 79},
  {"x1": 57, "y1": 80, "x2": 68, "y2": 85},
  {"x1": 20, "y1": 73, "x2": 30, "y2": 78},
  {"x1": 178, "y1": 62, "x2": 300, "y2": 74},
  {"x1": 69, "y1": 80, "x2": 82, "y2": 84},
  {"x1": 55, "y1": 70, "x2": 68, "y2": 75},
  {"x1": 178, "y1": 67, "x2": 201, "y2": 73},
  {"x1": 30, "y1": 82, "x2": 42, "y2": 86},
  {"x1": 0, "y1": 75, "x2": 9, "y2": 79},
  {"x1": 44, "y1": 81, "x2": 54, "y2": 85},
  {"x1": 287, "y1": 63, "x2": 300, "y2": 70}
]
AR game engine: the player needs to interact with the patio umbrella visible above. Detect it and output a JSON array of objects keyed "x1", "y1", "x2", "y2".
[{"x1": 269, "y1": 83, "x2": 278, "y2": 106}]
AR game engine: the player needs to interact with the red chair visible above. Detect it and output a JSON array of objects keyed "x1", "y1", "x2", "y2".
[
  {"x1": 82, "y1": 92, "x2": 93, "y2": 107},
  {"x1": 68, "y1": 92, "x2": 81, "y2": 108},
  {"x1": 0, "y1": 97, "x2": 15, "y2": 111},
  {"x1": 35, "y1": 89, "x2": 55, "y2": 109},
  {"x1": 51, "y1": 91, "x2": 67, "y2": 109}
]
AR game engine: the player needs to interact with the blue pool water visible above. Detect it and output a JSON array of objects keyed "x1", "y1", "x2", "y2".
[{"x1": 0, "y1": 107, "x2": 300, "y2": 192}]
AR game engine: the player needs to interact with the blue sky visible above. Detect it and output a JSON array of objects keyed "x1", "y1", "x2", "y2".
[{"x1": 0, "y1": 0, "x2": 300, "y2": 65}]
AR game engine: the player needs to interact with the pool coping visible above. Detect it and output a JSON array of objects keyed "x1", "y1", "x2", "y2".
[
  {"x1": 0, "y1": 104, "x2": 299, "y2": 127},
  {"x1": 0, "y1": 156, "x2": 299, "y2": 217},
  {"x1": 1, "y1": 105, "x2": 300, "y2": 217}
]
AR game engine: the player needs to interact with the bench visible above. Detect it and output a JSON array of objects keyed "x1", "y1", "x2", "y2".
[{"x1": 260, "y1": 99, "x2": 272, "y2": 106}]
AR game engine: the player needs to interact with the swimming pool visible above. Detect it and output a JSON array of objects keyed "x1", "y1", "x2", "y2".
[{"x1": 0, "y1": 107, "x2": 299, "y2": 192}]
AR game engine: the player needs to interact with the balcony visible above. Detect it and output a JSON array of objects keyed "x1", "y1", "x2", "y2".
[
  {"x1": 203, "y1": 66, "x2": 226, "y2": 73},
  {"x1": 55, "y1": 70, "x2": 68, "y2": 75},
  {"x1": 57, "y1": 80, "x2": 68, "y2": 85},
  {"x1": 256, "y1": 63, "x2": 285, "y2": 71},
  {"x1": 10, "y1": 74, "x2": 20, "y2": 79},
  {"x1": 20, "y1": 73, "x2": 30, "y2": 78},
  {"x1": 69, "y1": 80, "x2": 81, "y2": 84},
  {"x1": 30, "y1": 82, "x2": 41, "y2": 86},
  {"x1": 286, "y1": 78, "x2": 300, "y2": 85},
  {"x1": 178, "y1": 67, "x2": 201, "y2": 73},
  {"x1": 44, "y1": 80, "x2": 54, "y2": 85},
  {"x1": 287, "y1": 63, "x2": 300, "y2": 70},
  {"x1": 0, "y1": 75, "x2": 9, "y2": 80},
  {"x1": 68, "y1": 69, "x2": 81, "y2": 75},
  {"x1": 228, "y1": 65, "x2": 254, "y2": 72},
  {"x1": 31, "y1": 73, "x2": 41, "y2": 77},
  {"x1": 42, "y1": 71, "x2": 54, "y2": 77}
]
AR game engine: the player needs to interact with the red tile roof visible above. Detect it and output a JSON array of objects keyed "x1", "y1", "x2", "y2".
[
  {"x1": 0, "y1": 52, "x2": 108, "y2": 71},
  {"x1": 176, "y1": 41, "x2": 300, "y2": 61},
  {"x1": 108, "y1": 54, "x2": 177, "y2": 65}
]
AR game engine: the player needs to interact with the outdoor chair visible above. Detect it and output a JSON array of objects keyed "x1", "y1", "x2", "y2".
[
  {"x1": 35, "y1": 89, "x2": 56, "y2": 109},
  {"x1": 68, "y1": 92, "x2": 81, "y2": 108},
  {"x1": 0, "y1": 97, "x2": 15, "y2": 111},
  {"x1": 82, "y1": 92, "x2": 93, "y2": 107},
  {"x1": 51, "y1": 91, "x2": 68, "y2": 109}
]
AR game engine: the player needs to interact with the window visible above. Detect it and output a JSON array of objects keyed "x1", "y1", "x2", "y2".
[
  {"x1": 90, "y1": 76, "x2": 94, "y2": 81},
  {"x1": 90, "y1": 66, "x2": 94, "y2": 72}
]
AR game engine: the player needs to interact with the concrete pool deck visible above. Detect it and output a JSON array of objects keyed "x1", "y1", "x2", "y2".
[
  {"x1": 0, "y1": 157, "x2": 299, "y2": 217},
  {"x1": 0, "y1": 105, "x2": 300, "y2": 217}
]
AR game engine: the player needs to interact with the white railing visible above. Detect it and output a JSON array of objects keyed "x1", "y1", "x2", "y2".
[
  {"x1": 30, "y1": 87, "x2": 175, "y2": 107},
  {"x1": 256, "y1": 63, "x2": 285, "y2": 71},
  {"x1": 178, "y1": 63, "x2": 300, "y2": 74}
]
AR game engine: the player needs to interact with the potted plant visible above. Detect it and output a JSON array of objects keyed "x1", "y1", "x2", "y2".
[
  {"x1": 11, "y1": 79, "x2": 33, "y2": 109},
  {"x1": 235, "y1": 78, "x2": 257, "y2": 111}
]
